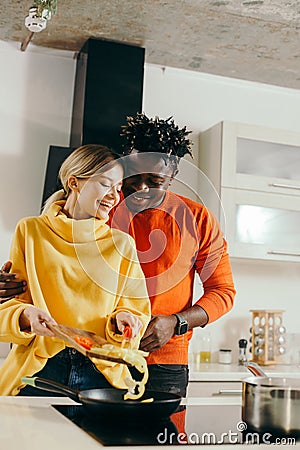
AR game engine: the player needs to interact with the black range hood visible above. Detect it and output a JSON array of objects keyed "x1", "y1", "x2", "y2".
[
  {"x1": 42, "y1": 38, "x2": 145, "y2": 206},
  {"x1": 70, "y1": 37, "x2": 145, "y2": 151}
]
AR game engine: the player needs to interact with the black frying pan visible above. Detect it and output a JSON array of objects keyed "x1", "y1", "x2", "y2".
[{"x1": 21, "y1": 376, "x2": 182, "y2": 422}]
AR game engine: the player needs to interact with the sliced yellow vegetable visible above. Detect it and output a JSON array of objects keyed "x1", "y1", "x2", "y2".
[{"x1": 90, "y1": 344, "x2": 149, "y2": 400}]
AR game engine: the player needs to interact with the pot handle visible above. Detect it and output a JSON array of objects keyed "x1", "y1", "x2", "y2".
[
  {"x1": 244, "y1": 362, "x2": 268, "y2": 377},
  {"x1": 21, "y1": 376, "x2": 80, "y2": 402}
]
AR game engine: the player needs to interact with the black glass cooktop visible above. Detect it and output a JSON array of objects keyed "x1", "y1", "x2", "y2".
[
  {"x1": 53, "y1": 404, "x2": 180, "y2": 446},
  {"x1": 52, "y1": 403, "x2": 299, "y2": 446}
]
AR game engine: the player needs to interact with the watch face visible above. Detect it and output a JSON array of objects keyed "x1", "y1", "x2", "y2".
[
  {"x1": 174, "y1": 313, "x2": 188, "y2": 335},
  {"x1": 178, "y1": 322, "x2": 188, "y2": 335}
]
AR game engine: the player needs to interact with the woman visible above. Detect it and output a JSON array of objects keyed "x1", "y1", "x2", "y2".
[{"x1": 0, "y1": 144, "x2": 150, "y2": 396}]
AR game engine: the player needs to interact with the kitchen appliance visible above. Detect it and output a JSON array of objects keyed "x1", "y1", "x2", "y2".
[
  {"x1": 53, "y1": 403, "x2": 180, "y2": 446},
  {"x1": 242, "y1": 362, "x2": 300, "y2": 438},
  {"x1": 70, "y1": 37, "x2": 144, "y2": 151},
  {"x1": 53, "y1": 402, "x2": 244, "y2": 446}
]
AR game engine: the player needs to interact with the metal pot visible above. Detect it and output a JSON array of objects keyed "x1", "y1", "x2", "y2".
[{"x1": 242, "y1": 362, "x2": 300, "y2": 439}]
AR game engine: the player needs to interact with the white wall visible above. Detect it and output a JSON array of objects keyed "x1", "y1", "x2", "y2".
[
  {"x1": 0, "y1": 42, "x2": 299, "y2": 362},
  {"x1": 0, "y1": 41, "x2": 75, "y2": 263}
]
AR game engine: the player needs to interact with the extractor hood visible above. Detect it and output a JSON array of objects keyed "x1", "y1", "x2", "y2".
[
  {"x1": 42, "y1": 37, "x2": 145, "y2": 206},
  {"x1": 70, "y1": 37, "x2": 145, "y2": 152}
]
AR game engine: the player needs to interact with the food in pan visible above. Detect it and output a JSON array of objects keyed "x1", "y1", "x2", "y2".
[
  {"x1": 141, "y1": 397, "x2": 154, "y2": 403},
  {"x1": 46, "y1": 322, "x2": 149, "y2": 401},
  {"x1": 90, "y1": 344, "x2": 149, "y2": 400}
]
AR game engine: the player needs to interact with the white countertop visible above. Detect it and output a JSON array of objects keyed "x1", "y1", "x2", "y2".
[
  {"x1": 189, "y1": 362, "x2": 300, "y2": 381},
  {"x1": 0, "y1": 396, "x2": 102, "y2": 450},
  {"x1": 0, "y1": 396, "x2": 298, "y2": 449},
  {"x1": 2, "y1": 358, "x2": 300, "y2": 381}
]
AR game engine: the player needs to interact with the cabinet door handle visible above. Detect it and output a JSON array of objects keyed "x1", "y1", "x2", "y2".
[
  {"x1": 268, "y1": 182, "x2": 300, "y2": 191},
  {"x1": 214, "y1": 389, "x2": 242, "y2": 396},
  {"x1": 267, "y1": 251, "x2": 300, "y2": 257}
]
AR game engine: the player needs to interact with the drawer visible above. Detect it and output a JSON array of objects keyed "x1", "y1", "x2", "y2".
[{"x1": 187, "y1": 381, "x2": 242, "y2": 397}]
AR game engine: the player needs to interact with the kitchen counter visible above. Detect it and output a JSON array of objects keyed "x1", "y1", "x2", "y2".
[
  {"x1": 189, "y1": 362, "x2": 300, "y2": 381},
  {"x1": 0, "y1": 396, "x2": 102, "y2": 450},
  {"x1": 0, "y1": 396, "x2": 299, "y2": 449}
]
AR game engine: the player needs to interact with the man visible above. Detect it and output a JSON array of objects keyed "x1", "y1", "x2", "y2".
[
  {"x1": 0, "y1": 113, "x2": 235, "y2": 431},
  {"x1": 111, "y1": 114, "x2": 235, "y2": 391}
]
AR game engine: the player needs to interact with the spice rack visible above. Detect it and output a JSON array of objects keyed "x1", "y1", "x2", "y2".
[{"x1": 250, "y1": 309, "x2": 286, "y2": 365}]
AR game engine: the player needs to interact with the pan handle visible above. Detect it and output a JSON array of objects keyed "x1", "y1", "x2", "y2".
[
  {"x1": 21, "y1": 376, "x2": 80, "y2": 402},
  {"x1": 244, "y1": 362, "x2": 268, "y2": 377}
]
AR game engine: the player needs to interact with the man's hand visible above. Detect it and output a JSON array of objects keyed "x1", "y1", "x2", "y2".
[
  {"x1": 0, "y1": 261, "x2": 27, "y2": 302},
  {"x1": 139, "y1": 306, "x2": 209, "y2": 353},
  {"x1": 139, "y1": 315, "x2": 177, "y2": 353},
  {"x1": 19, "y1": 306, "x2": 57, "y2": 337}
]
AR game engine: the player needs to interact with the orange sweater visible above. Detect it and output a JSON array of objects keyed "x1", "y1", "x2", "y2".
[{"x1": 109, "y1": 191, "x2": 235, "y2": 365}]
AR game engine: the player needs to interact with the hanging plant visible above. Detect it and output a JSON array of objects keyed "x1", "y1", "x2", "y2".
[{"x1": 32, "y1": 0, "x2": 57, "y2": 20}]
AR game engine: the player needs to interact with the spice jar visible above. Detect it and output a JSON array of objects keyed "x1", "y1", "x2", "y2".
[
  {"x1": 218, "y1": 348, "x2": 232, "y2": 364},
  {"x1": 238, "y1": 338, "x2": 248, "y2": 365}
]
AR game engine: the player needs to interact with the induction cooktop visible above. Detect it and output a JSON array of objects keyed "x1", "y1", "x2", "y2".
[
  {"x1": 52, "y1": 402, "x2": 299, "y2": 446},
  {"x1": 53, "y1": 404, "x2": 179, "y2": 446},
  {"x1": 52, "y1": 403, "x2": 245, "y2": 446}
]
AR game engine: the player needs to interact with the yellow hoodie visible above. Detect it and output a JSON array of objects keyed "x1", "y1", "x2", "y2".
[{"x1": 0, "y1": 201, "x2": 150, "y2": 395}]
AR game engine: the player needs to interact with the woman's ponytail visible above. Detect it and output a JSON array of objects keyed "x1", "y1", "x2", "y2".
[{"x1": 41, "y1": 189, "x2": 66, "y2": 214}]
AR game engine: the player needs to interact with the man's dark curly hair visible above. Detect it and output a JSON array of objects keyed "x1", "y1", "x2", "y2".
[{"x1": 120, "y1": 113, "x2": 193, "y2": 166}]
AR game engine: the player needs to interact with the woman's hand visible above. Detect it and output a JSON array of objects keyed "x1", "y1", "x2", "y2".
[
  {"x1": 19, "y1": 306, "x2": 57, "y2": 337},
  {"x1": 115, "y1": 311, "x2": 143, "y2": 339}
]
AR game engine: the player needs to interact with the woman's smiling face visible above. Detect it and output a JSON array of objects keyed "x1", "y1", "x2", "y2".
[{"x1": 71, "y1": 163, "x2": 123, "y2": 220}]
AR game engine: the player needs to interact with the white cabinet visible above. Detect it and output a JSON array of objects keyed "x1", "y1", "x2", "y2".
[
  {"x1": 186, "y1": 381, "x2": 242, "y2": 443},
  {"x1": 187, "y1": 381, "x2": 242, "y2": 397},
  {"x1": 199, "y1": 121, "x2": 300, "y2": 262},
  {"x1": 222, "y1": 188, "x2": 300, "y2": 260}
]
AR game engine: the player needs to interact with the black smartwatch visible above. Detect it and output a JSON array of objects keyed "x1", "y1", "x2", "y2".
[{"x1": 173, "y1": 313, "x2": 188, "y2": 335}]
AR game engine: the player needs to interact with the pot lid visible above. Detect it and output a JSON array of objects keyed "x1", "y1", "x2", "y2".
[{"x1": 244, "y1": 376, "x2": 300, "y2": 389}]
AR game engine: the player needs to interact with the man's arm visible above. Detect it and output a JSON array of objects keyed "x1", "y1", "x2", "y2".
[
  {"x1": 193, "y1": 224, "x2": 236, "y2": 324},
  {"x1": 0, "y1": 261, "x2": 27, "y2": 302},
  {"x1": 140, "y1": 208, "x2": 235, "y2": 354},
  {"x1": 140, "y1": 305, "x2": 208, "y2": 353}
]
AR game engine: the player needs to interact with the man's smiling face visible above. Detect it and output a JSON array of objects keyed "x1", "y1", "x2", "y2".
[{"x1": 122, "y1": 152, "x2": 177, "y2": 213}]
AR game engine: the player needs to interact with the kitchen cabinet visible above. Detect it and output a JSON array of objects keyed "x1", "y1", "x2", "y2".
[
  {"x1": 186, "y1": 381, "x2": 242, "y2": 443},
  {"x1": 199, "y1": 121, "x2": 300, "y2": 262},
  {"x1": 222, "y1": 188, "x2": 300, "y2": 260},
  {"x1": 187, "y1": 380, "x2": 242, "y2": 397}
]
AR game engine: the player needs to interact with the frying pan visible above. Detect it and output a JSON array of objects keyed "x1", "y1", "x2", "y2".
[{"x1": 21, "y1": 376, "x2": 182, "y2": 422}]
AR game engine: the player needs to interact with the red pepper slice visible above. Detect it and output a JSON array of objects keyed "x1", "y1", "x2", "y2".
[
  {"x1": 74, "y1": 336, "x2": 93, "y2": 350},
  {"x1": 123, "y1": 325, "x2": 132, "y2": 339}
]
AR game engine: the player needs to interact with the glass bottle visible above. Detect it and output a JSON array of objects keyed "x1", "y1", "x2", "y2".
[{"x1": 198, "y1": 332, "x2": 211, "y2": 363}]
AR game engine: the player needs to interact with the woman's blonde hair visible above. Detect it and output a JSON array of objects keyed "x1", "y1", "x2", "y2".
[{"x1": 42, "y1": 144, "x2": 121, "y2": 214}]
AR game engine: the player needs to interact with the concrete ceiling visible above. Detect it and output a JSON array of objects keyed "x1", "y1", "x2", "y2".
[{"x1": 1, "y1": 0, "x2": 300, "y2": 90}]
